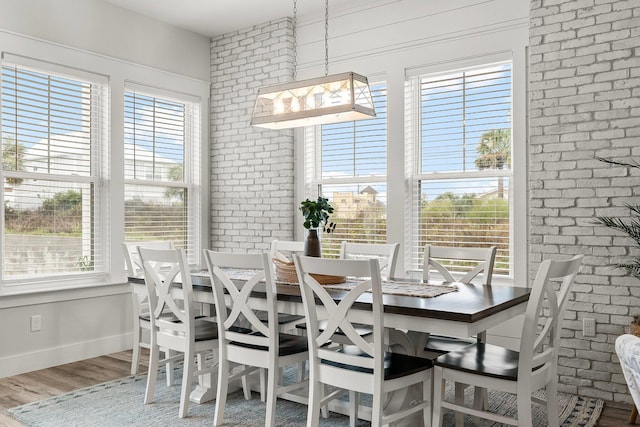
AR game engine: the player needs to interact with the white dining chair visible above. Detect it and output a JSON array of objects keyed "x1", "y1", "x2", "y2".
[
  {"x1": 615, "y1": 334, "x2": 640, "y2": 424},
  {"x1": 203, "y1": 250, "x2": 309, "y2": 427},
  {"x1": 431, "y1": 254, "x2": 583, "y2": 427},
  {"x1": 421, "y1": 245, "x2": 497, "y2": 354},
  {"x1": 267, "y1": 240, "x2": 306, "y2": 331},
  {"x1": 339, "y1": 241, "x2": 400, "y2": 280},
  {"x1": 420, "y1": 245, "x2": 498, "y2": 422},
  {"x1": 138, "y1": 247, "x2": 219, "y2": 418},
  {"x1": 294, "y1": 254, "x2": 433, "y2": 427},
  {"x1": 122, "y1": 240, "x2": 177, "y2": 381},
  {"x1": 270, "y1": 239, "x2": 305, "y2": 262}
]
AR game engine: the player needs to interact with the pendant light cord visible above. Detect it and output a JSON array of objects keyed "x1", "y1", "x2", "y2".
[{"x1": 324, "y1": 0, "x2": 329, "y2": 76}]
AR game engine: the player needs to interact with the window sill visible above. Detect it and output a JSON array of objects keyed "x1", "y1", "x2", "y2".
[{"x1": 0, "y1": 279, "x2": 131, "y2": 309}]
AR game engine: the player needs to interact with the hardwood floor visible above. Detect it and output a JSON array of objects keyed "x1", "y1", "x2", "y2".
[
  {"x1": 0, "y1": 349, "x2": 633, "y2": 426},
  {"x1": 0, "y1": 350, "x2": 145, "y2": 427}
]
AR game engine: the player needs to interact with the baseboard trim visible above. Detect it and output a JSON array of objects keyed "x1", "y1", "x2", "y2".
[{"x1": 0, "y1": 333, "x2": 132, "y2": 378}]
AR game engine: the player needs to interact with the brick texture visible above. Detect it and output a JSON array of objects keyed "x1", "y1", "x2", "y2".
[
  {"x1": 210, "y1": 18, "x2": 296, "y2": 253},
  {"x1": 530, "y1": 0, "x2": 640, "y2": 404}
]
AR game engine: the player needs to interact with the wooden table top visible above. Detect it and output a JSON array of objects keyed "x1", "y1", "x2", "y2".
[{"x1": 131, "y1": 273, "x2": 530, "y2": 325}]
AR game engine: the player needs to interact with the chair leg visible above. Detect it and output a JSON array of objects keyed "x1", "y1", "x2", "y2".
[
  {"x1": 545, "y1": 381, "x2": 560, "y2": 427},
  {"x1": 144, "y1": 345, "x2": 159, "y2": 404},
  {"x1": 307, "y1": 374, "x2": 322, "y2": 427},
  {"x1": 241, "y1": 366, "x2": 252, "y2": 400},
  {"x1": 178, "y1": 350, "x2": 195, "y2": 418},
  {"x1": 259, "y1": 368, "x2": 267, "y2": 402},
  {"x1": 630, "y1": 405, "x2": 638, "y2": 424},
  {"x1": 423, "y1": 374, "x2": 432, "y2": 427},
  {"x1": 214, "y1": 354, "x2": 230, "y2": 426},
  {"x1": 320, "y1": 384, "x2": 329, "y2": 418},
  {"x1": 265, "y1": 365, "x2": 278, "y2": 427},
  {"x1": 165, "y1": 349, "x2": 174, "y2": 386},
  {"x1": 131, "y1": 328, "x2": 141, "y2": 375},
  {"x1": 431, "y1": 367, "x2": 444, "y2": 427},
  {"x1": 349, "y1": 390, "x2": 359, "y2": 427},
  {"x1": 371, "y1": 389, "x2": 383, "y2": 427},
  {"x1": 516, "y1": 390, "x2": 533, "y2": 427},
  {"x1": 454, "y1": 382, "x2": 464, "y2": 427}
]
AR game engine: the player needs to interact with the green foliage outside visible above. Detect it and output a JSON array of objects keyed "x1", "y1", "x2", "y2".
[
  {"x1": 4, "y1": 189, "x2": 83, "y2": 236},
  {"x1": 420, "y1": 194, "x2": 510, "y2": 273},
  {"x1": 319, "y1": 128, "x2": 513, "y2": 269},
  {"x1": 124, "y1": 198, "x2": 188, "y2": 243},
  {"x1": 2, "y1": 136, "x2": 25, "y2": 186},
  {"x1": 164, "y1": 164, "x2": 184, "y2": 201}
]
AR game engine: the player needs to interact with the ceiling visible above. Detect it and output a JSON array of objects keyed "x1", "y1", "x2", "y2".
[{"x1": 102, "y1": 0, "x2": 365, "y2": 38}]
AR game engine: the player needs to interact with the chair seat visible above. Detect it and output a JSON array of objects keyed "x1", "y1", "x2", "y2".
[
  {"x1": 256, "y1": 311, "x2": 305, "y2": 326},
  {"x1": 153, "y1": 316, "x2": 219, "y2": 341},
  {"x1": 423, "y1": 334, "x2": 476, "y2": 353},
  {"x1": 434, "y1": 342, "x2": 540, "y2": 381},
  {"x1": 230, "y1": 332, "x2": 308, "y2": 356},
  {"x1": 139, "y1": 312, "x2": 180, "y2": 323},
  {"x1": 296, "y1": 320, "x2": 373, "y2": 337},
  {"x1": 322, "y1": 347, "x2": 433, "y2": 380}
]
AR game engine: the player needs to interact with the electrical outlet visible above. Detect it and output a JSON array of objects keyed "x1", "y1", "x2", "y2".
[
  {"x1": 583, "y1": 317, "x2": 596, "y2": 337},
  {"x1": 30, "y1": 315, "x2": 42, "y2": 332}
]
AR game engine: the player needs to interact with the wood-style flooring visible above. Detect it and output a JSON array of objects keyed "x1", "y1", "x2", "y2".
[{"x1": 0, "y1": 349, "x2": 632, "y2": 426}]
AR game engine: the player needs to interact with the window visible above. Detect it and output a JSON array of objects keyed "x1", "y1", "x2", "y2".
[
  {"x1": 408, "y1": 62, "x2": 512, "y2": 275},
  {"x1": 1, "y1": 60, "x2": 107, "y2": 281},
  {"x1": 123, "y1": 84, "x2": 201, "y2": 263},
  {"x1": 305, "y1": 82, "x2": 387, "y2": 258}
]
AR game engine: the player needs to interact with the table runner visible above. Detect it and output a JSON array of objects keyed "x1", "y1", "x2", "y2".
[
  {"x1": 321, "y1": 280, "x2": 458, "y2": 298},
  {"x1": 209, "y1": 270, "x2": 458, "y2": 299}
]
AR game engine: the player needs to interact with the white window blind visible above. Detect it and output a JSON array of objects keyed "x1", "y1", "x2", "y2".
[
  {"x1": 1, "y1": 61, "x2": 106, "y2": 280},
  {"x1": 410, "y1": 62, "x2": 512, "y2": 276},
  {"x1": 123, "y1": 85, "x2": 200, "y2": 263},
  {"x1": 306, "y1": 82, "x2": 387, "y2": 258}
]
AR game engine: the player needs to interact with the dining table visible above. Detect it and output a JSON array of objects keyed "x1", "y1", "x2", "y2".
[{"x1": 129, "y1": 269, "x2": 531, "y2": 414}]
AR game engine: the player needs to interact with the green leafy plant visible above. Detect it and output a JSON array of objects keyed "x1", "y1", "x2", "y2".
[
  {"x1": 299, "y1": 197, "x2": 335, "y2": 232},
  {"x1": 593, "y1": 157, "x2": 640, "y2": 280}
]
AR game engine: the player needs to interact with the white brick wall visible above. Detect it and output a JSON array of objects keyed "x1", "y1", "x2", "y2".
[
  {"x1": 210, "y1": 18, "x2": 296, "y2": 253},
  {"x1": 530, "y1": 0, "x2": 640, "y2": 404}
]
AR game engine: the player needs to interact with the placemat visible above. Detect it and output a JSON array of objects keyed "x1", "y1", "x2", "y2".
[{"x1": 322, "y1": 280, "x2": 458, "y2": 298}]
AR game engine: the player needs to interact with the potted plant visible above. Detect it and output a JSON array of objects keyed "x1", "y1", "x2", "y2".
[
  {"x1": 299, "y1": 196, "x2": 335, "y2": 257},
  {"x1": 594, "y1": 157, "x2": 640, "y2": 337},
  {"x1": 593, "y1": 157, "x2": 640, "y2": 280},
  {"x1": 631, "y1": 314, "x2": 640, "y2": 337}
]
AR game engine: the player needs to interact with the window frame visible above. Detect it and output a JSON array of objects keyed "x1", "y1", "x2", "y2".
[
  {"x1": 405, "y1": 56, "x2": 520, "y2": 282},
  {"x1": 122, "y1": 82, "x2": 202, "y2": 266},
  {"x1": 0, "y1": 55, "x2": 108, "y2": 286}
]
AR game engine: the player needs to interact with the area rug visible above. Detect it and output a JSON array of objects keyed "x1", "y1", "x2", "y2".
[{"x1": 7, "y1": 371, "x2": 603, "y2": 427}]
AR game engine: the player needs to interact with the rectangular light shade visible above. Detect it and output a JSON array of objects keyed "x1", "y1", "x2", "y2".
[{"x1": 251, "y1": 72, "x2": 376, "y2": 130}]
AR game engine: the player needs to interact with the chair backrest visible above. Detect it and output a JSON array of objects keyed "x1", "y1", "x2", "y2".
[
  {"x1": 294, "y1": 255, "x2": 385, "y2": 377},
  {"x1": 203, "y1": 250, "x2": 277, "y2": 352},
  {"x1": 123, "y1": 241, "x2": 174, "y2": 277},
  {"x1": 339, "y1": 241, "x2": 399, "y2": 280},
  {"x1": 270, "y1": 240, "x2": 305, "y2": 262},
  {"x1": 423, "y1": 245, "x2": 497, "y2": 285},
  {"x1": 138, "y1": 247, "x2": 196, "y2": 348},
  {"x1": 518, "y1": 254, "x2": 583, "y2": 386}
]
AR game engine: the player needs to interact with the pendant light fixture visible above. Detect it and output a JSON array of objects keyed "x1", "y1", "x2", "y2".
[{"x1": 251, "y1": 0, "x2": 376, "y2": 130}]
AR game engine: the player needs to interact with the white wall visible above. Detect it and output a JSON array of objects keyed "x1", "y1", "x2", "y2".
[
  {"x1": 0, "y1": 0, "x2": 210, "y2": 81},
  {"x1": 0, "y1": 0, "x2": 210, "y2": 378}
]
